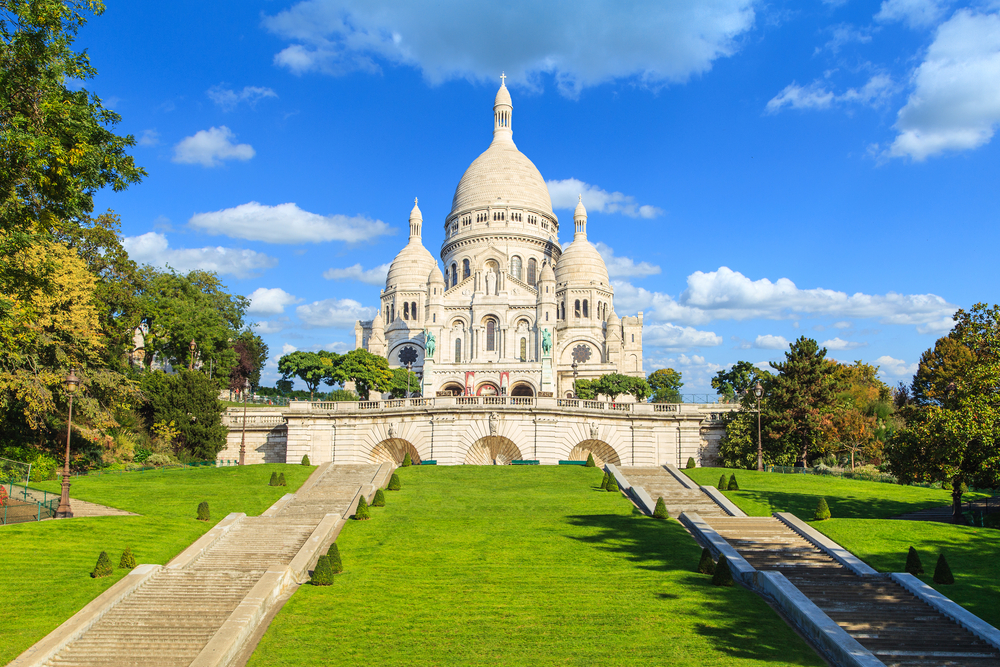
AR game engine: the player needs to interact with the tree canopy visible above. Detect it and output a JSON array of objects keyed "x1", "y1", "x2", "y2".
[
  {"x1": 648, "y1": 368, "x2": 683, "y2": 403},
  {"x1": 277, "y1": 351, "x2": 338, "y2": 400}
]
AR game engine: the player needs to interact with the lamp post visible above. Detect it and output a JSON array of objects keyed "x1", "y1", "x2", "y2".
[
  {"x1": 188, "y1": 339, "x2": 196, "y2": 370},
  {"x1": 239, "y1": 378, "x2": 248, "y2": 466},
  {"x1": 55, "y1": 369, "x2": 80, "y2": 519},
  {"x1": 754, "y1": 381, "x2": 764, "y2": 472},
  {"x1": 406, "y1": 362, "x2": 412, "y2": 398},
  {"x1": 571, "y1": 361, "x2": 579, "y2": 398}
]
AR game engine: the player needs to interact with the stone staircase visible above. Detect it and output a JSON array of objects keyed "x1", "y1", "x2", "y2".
[{"x1": 619, "y1": 466, "x2": 728, "y2": 518}]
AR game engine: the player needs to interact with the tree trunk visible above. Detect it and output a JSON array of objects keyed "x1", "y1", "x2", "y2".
[
  {"x1": 850, "y1": 450, "x2": 855, "y2": 471},
  {"x1": 952, "y1": 481, "x2": 964, "y2": 524}
]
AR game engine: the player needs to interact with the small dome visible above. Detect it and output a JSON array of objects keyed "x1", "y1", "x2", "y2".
[
  {"x1": 555, "y1": 236, "x2": 610, "y2": 286},
  {"x1": 427, "y1": 264, "x2": 445, "y2": 285},
  {"x1": 574, "y1": 196, "x2": 587, "y2": 219},
  {"x1": 386, "y1": 241, "x2": 436, "y2": 290},
  {"x1": 539, "y1": 260, "x2": 555, "y2": 283},
  {"x1": 494, "y1": 82, "x2": 512, "y2": 108}
]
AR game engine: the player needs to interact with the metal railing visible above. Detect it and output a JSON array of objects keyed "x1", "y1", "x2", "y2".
[
  {"x1": 1, "y1": 483, "x2": 59, "y2": 525},
  {"x1": 291, "y1": 396, "x2": 737, "y2": 416}
]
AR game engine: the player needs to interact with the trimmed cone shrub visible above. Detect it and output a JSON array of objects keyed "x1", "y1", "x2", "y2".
[
  {"x1": 653, "y1": 497, "x2": 669, "y2": 519},
  {"x1": 686, "y1": 457, "x2": 696, "y2": 469},
  {"x1": 933, "y1": 553, "x2": 954, "y2": 584},
  {"x1": 372, "y1": 488, "x2": 386, "y2": 507},
  {"x1": 311, "y1": 555, "x2": 334, "y2": 586},
  {"x1": 278, "y1": 473, "x2": 287, "y2": 487},
  {"x1": 401, "y1": 451, "x2": 412, "y2": 467},
  {"x1": 600, "y1": 471, "x2": 610, "y2": 489},
  {"x1": 606, "y1": 474, "x2": 620, "y2": 493},
  {"x1": 712, "y1": 555, "x2": 733, "y2": 586},
  {"x1": 354, "y1": 494, "x2": 371, "y2": 520},
  {"x1": 91, "y1": 551, "x2": 113, "y2": 578},
  {"x1": 326, "y1": 543, "x2": 343, "y2": 574},
  {"x1": 905, "y1": 546, "x2": 924, "y2": 575},
  {"x1": 814, "y1": 497, "x2": 831, "y2": 521},
  {"x1": 718, "y1": 474, "x2": 728, "y2": 489},
  {"x1": 585, "y1": 453, "x2": 596, "y2": 467},
  {"x1": 727, "y1": 475, "x2": 740, "y2": 491},
  {"x1": 269, "y1": 471, "x2": 278, "y2": 486},
  {"x1": 698, "y1": 548, "x2": 717, "y2": 575},
  {"x1": 119, "y1": 546, "x2": 136, "y2": 570},
  {"x1": 387, "y1": 473, "x2": 401, "y2": 490},
  {"x1": 197, "y1": 501, "x2": 210, "y2": 521},
  {"x1": 302, "y1": 454, "x2": 310, "y2": 466}
]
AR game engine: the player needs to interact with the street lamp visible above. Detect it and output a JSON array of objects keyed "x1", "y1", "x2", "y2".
[
  {"x1": 55, "y1": 368, "x2": 80, "y2": 519},
  {"x1": 188, "y1": 339, "x2": 196, "y2": 370},
  {"x1": 754, "y1": 381, "x2": 764, "y2": 472},
  {"x1": 406, "y1": 362, "x2": 413, "y2": 398},
  {"x1": 571, "y1": 361, "x2": 579, "y2": 398}
]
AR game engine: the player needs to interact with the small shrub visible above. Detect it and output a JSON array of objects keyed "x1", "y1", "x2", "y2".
[
  {"x1": 197, "y1": 501, "x2": 210, "y2": 522},
  {"x1": 606, "y1": 474, "x2": 620, "y2": 493},
  {"x1": 933, "y1": 553, "x2": 954, "y2": 584},
  {"x1": 727, "y1": 475, "x2": 739, "y2": 491},
  {"x1": 387, "y1": 473, "x2": 401, "y2": 491},
  {"x1": 302, "y1": 454, "x2": 310, "y2": 466},
  {"x1": 600, "y1": 471, "x2": 610, "y2": 489},
  {"x1": 698, "y1": 548, "x2": 716, "y2": 575},
  {"x1": 584, "y1": 453, "x2": 596, "y2": 467},
  {"x1": 91, "y1": 551, "x2": 113, "y2": 578},
  {"x1": 326, "y1": 543, "x2": 343, "y2": 574},
  {"x1": 712, "y1": 554, "x2": 733, "y2": 586},
  {"x1": 686, "y1": 457, "x2": 696, "y2": 469},
  {"x1": 269, "y1": 471, "x2": 278, "y2": 486},
  {"x1": 813, "y1": 497, "x2": 831, "y2": 521},
  {"x1": 311, "y1": 555, "x2": 334, "y2": 586},
  {"x1": 354, "y1": 494, "x2": 371, "y2": 520},
  {"x1": 146, "y1": 453, "x2": 172, "y2": 467},
  {"x1": 905, "y1": 546, "x2": 924, "y2": 575},
  {"x1": 718, "y1": 474, "x2": 727, "y2": 490},
  {"x1": 372, "y1": 488, "x2": 386, "y2": 507},
  {"x1": 653, "y1": 497, "x2": 669, "y2": 519},
  {"x1": 119, "y1": 547, "x2": 136, "y2": 570},
  {"x1": 278, "y1": 473, "x2": 287, "y2": 487},
  {"x1": 401, "y1": 451, "x2": 412, "y2": 467}
]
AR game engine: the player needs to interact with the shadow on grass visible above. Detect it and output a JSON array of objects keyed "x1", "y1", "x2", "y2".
[
  {"x1": 565, "y1": 510, "x2": 823, "y2": 664},
  {"x1": 732, "y1": 489, "x2": 950, "y2": 520}
]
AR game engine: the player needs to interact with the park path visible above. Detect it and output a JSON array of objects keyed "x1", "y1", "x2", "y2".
[
  {"x1": 621, "y1": 466, "x2": 1000, "y2": 667},
  {"x1": 13, "y1": 464, "x2": 387, "y2": 667}
]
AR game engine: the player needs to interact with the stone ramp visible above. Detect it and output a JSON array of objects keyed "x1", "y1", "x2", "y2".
[{"x1": 619, "y1": 466, "x2": 728, "y2": 517}]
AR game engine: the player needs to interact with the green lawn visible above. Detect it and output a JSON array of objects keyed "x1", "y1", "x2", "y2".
[
  {"x1": 683, "y1": 467, "x2": 1000, "y2": 628},
  {"x1": 249, "y1": 466, "x2": 824, "y2": 667},
  {"x1": 1, "y1": 464, "x2": 315, "y2": 664}
]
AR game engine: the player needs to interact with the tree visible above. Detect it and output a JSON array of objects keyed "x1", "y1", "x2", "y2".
[
  {"x1": 332, "y1": 348, "x2": 392, "y2": 400},
  {"x1": 825, "y1": 408, "x2": 877, "y2": 470},
  {"x1": 648, "y1": 368, "x2": 683, "y2": 403},
  {"x1": 573, "y1": 378, "x2": 595, "y2": 399},
  {"x1": 141, "y1": 370, "x2": 227, "y2": 460},
  {"x1": 911, "y1": 335, "x2": 974, "y2": 407},
  {"x1": 712, "y1": 361, "x2": 771, "y2": 402},
  {"x1": 277, "y1": 351, "x2": 338, "y2": 400},
  {"x1": 388, "y1": 366, "x2": 421, "y2": 398},
  {"x1": 590, "y1": 373, "x2": 635, "y2": 402}
]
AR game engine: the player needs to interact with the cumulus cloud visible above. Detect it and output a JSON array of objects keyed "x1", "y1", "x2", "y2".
[
  {"x1": 296, "y1": 298, "x2": 376, "y2": 328},
  {"x1": 122, "y1": 232, "x2": 277, "y2": 278},
  {"x1": 547, "y1": 179, "x2": 663, "y2": 218},
  {"x1": 138, "y1": 129, "x2": 159, "y2": 146},
  {"x1": 643, "y1": 323, "x2": 722, "y2": 351},
  {"x1": 754, "y1": 334, "x2": 789, "y2": 349},
  {"x1": 886, "y1": 10, "x2": 1000, "y2": 160},
  {"x1": 172, "y1": 126, "x2": 255, "y2": 167},
  {"x1": 875, "y1": 355, "x2": 919, "y2": 378},
  {"x1": 593, "y1": 242, "x2": 660, "y2": 279},
  {"x1": 323, "y1": 262, "x2": 391, "y2": 285},
  {"x1": 207, "y1": 85, "x2": 278, "y2": 110},
  {"x1": 263, "y1": 0, "x2": 756, "y2": 96},
  {"x1": 612, "y1": 266, "x2": 956, "y2": 332},
  {"x1": 819, "y1": 24, "x2": 873, "y2": 54},
  {"x1": 247, "y1": 287, "x2": 301, "y2": 315},
  {"x1": 766, "y1": 74, "x2": 896, "y2": 113},
  {"x1": 189, "y1": 202, "x2": 393, "y2": 244},
  {"x1": 821, "y1": 337, "x2": 867, "y2": 350},
  {"x1": 875, "y1": 0, "x2": 950, "y2": 29}
]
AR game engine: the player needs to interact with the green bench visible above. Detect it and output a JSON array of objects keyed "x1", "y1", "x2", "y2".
[
  {"x1": 512, "y1": 460, "x2": 539, "y2": 465},
  {"x1": 558, "y1": 460, "x2": 587, "y2": 465},
  {"x1": 420, "y1": 460, "x2": 438, "y2": 465}
]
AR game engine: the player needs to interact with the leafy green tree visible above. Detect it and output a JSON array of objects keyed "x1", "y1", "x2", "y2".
[
  {"x1": 326, "y1": 542, "x2": 343, "y2": 573},
  {"x1": 652, "y1": 497, "x2": 669, "y2": 519},
  {"x1": 91, "y1": 551, "x2": 112, "y2": 578},
  {"x1": 573, "y1": 378, "x2": 595, "y2": 399},
  {"x1": 196, "y1": 501, "x2": 210, "y2": 521},
  {"x1": 648, "y1": 368, "x2": 683, "y2": 403},
  {"x1": 277, "y1": 350, "x2": 338, "y2": 400},
  {"x1": 387, "y1": 472, "x2": 401, "y2": 490},
  {"x1": 813, "y1": 497, "x2": 831, "y2": 520},
  {"x1": 118, "y1": 546, "x2": 136, "y2": 569},
  {"x1": 911, "y1": 335, "x2": 974, "y2": 408},
  {"x1": 141, "y1": 370, "x2": 227, "y2": 459},
  {"x1": 332, "y1": 348, "x2": 392, "y2": 399},
  {"x1": 712, "y1": 361, "x2": 771, "y2": 402},
  {"x1": 235, "y1": 331, "x2": 268, "y2": 391},
  {"x1": 591, "y1": 373, "x2": 635, "y2": 402},
  {"x1": 388, "y1": 366, "x2": 421, "y2": 398},
  {"x1": 311, "y1": 554, "x2": 334, "y2": 586}
]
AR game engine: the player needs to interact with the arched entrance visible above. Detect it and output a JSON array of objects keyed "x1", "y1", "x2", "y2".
[
  {"x1": 441, "y1": 382, "x2": 464, "y2": 396},
  {"x1": 370, "y1": 438, "x2": 421, "y2": 465},
  {"x1": 568, "y1": 440, "x2": 620, "y2": 466},
  {"x1": 510, "y1": 383, "x2": 534, "y2": 397},
  {"x1": 476, "y1": 382, "x2": 499, "y2": 396},
  {"x1": 464, "y1": 436, "x2": 523, "y2": 465}
]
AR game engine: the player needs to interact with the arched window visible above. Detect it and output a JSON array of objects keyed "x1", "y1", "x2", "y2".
[
  {"x1": 455, "y1": 338, "x2": 462, "y2": 363},
  {"x1": 403, "y1": 302, "x2": 410, "y2": 320},
  {"x1": 510, "y1": 256, "x2": 522, "y2": 281},
  {"x1": 433, "y1": 314, "x2": 436, "y2": 323},
  {"x1": 391, "y1": 304, "x2": 395, "y2": 321},
  {"x1": 385, "y1": 307, "x2": 389, "y2": 322},
  {"x1": 583, "y1": 300, "x2": 589, "y2": 318},
  {"x1": 486, "y1": 320, "x2": 496, "y2": 351},
  {"x1": 520, "y1": 338, "x2": 527, "y2": 361},
  {"x1": 575, "y1": 300, "x2": 581, "y2": 318},
  {"x1": 463, "y1": 259, "x2": 470, "y2": 279},
  {"x1": 451, "y1": 263, "x2": 457, "y2": 287},
  {"x1": 527, "y1": 258, "x2": 537, "y2": 285},
  {"x1": 411, "y1": 302, "x2": 417, "y2": 321}
]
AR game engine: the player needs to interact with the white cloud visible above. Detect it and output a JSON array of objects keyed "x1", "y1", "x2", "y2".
[
  {"x1": 263, "y1": 0, "x2": 756, "y2": 96},
  {"x1": 643, "y1": 323, "x2": 722, "y2": 351},
  {"x1": 766, "y1": 74, "x2": 896, "y2": 114},
  {"x1": 547, "y1": 179, "x2": 663, "y2": 218},
  {"x1": 886, "y1": 10, "x2": 1000, "y2": 160},
  {"x1": 593, "y1": 242, "x2": 661, "y2": 279},
  {"x1": 875, "y1": 355, "x2": 919, "y2": 378},
  {"x1": 875, "y1": 0, "x2": 950, "y2": 29},
  {"x1": 253, "y1": 319, "x2": 290, "y2": 335},
  {"x1": 172, "y1": 126, "x2": 255, "y2": 167},
  {"x1": 821, "y1": 337, "x2": 867, "y2": 350},
  {"x1": 833, "y1": 321, "x2": 852, "y2": 329},
  {"x1": 189, "y1": 201, "x2": 393, "y2": 244},
  {"x1": 247, "y1": 287, "x2": 301, "y2": 315},
  {"x1": 323, "y1": 262, "x2": 391, "y2": 285},
  {"x1": 754, "y1": 334, "x2": 790, "y2": 349},
  {"x1": 122, "y1": 232, "x2": 277, "y2": 279},
  {"x1": 207, "y1": 85, "x2": 278, "y2": 110},
  {"x1": 138, "y1": 129, "x2": 159, "y2": 146},
  {"x1": 820, "y1": 24, "x2": 873, "y2": 54},
  {"x1": 296, "y1": 298, "x2": 376, "y2": 328},
  {"x1": 613, "y1": 266, "x2": 956, "y2": 332}
]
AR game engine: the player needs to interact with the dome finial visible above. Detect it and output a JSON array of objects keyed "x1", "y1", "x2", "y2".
[
  {"x1": 574, "y1": 195, "x2": 588, "y2": 239},
  {"x1": 493, "y1": 72, "x2": 513, "y2": 143},
  {"x1": 409, "y1": 198, "x2": 423, "y2": 240},
  {"x1": 500, "y1": 71, "x2": 506, "y2": 86}
]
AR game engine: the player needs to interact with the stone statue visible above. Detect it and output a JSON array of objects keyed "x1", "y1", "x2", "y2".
[
  {"x1": 387, "y1": 423, "x2": 395, "y2": 439},
  {"x1": 590, "y1": 422, "x2": 599, "y2": 439},
  {"x1": 489, "y1": 412, "x2": 499, "y2": 436},
  {"x1": 424, "y1": 329, "x2": 436, "y2": 359},
  {"x1": 541, "y1": 328, "x2": 552, "y2": 355},
  {"x1": 485, "y1": 269, "x2": 497, "y2": 295}
]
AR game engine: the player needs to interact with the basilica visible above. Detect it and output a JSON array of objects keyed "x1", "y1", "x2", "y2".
[{"x1": 354, "y1": 78, "x2": 644, "y2": 398}]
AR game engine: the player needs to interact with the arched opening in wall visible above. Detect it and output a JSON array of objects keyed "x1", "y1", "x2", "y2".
[
  {"x1": 519, "y1": 337, "x2": 526, "y2": 362},
  {"x1": 486, "y1": 319, "x2": 497, "y2": 351},
  {"x1": 463, "y1": 259, "x2": 471, "y2": 279},
  {"x1": 511, "y1": 383, "x2": 534, "y2": 397},
  {"x1": 464, "y1": 436, "x2": 523, "y2": 465},
  {"x1": 527, "y1": 258, "x2": 537, "y2": 286},
  {"x1": 403, "y1": 302, "x2": 410, "y2": 320},
  {"x1": 450, "y1": 263, "x2": 457, "y2": 287},
  {"x1": 510, "y1": 256, "x2": 522, "y2": 281},
  {"x1": 411, "y1": 302, "x2": 417, "y2": 321},
  {"x1": 569, "y1": 440, "x2": 621, "y2": 467},
  {"x1": 574, "y1": 300, "x2": 581, "y2": 318},
  {"x1": 441, "y1": 382, "x2": 464, "y2": 396},
  {"x1": 476, "y1": 382, "x2": 499, "y2": 396},
  {"x1": 370, "y1": 438, "x2": 421, "y2": 465},
  {"x1": 455, "y1": 338, "x2": 462, "y2": 363},
  {"x1": 583, "y1": 299, "x2": 589, "y2": 318}
]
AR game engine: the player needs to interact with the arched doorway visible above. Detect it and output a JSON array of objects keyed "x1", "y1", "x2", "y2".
[
  {"x1": 464, "y1": 436, "x2": 523, "y2": 465},
  {"x1": 510, "y1": 383, "x2": 534, "y2": 397},
  {"x1": 568, "y1": 440, "x2": 621, "y2": 466},
  {"x1": 476, "y1": 382, "x2": 499, "y2": 396},
  {"x1": 370, "y1": 438, "x2": 421, "y2": 465},
  {"x1": 441, "y1": 382, "x2": 464, "y2": 396}
]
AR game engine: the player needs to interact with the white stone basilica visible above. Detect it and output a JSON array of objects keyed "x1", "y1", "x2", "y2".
[{"x1": 355, "y1": 78, "x2": 644, "y2": 398}]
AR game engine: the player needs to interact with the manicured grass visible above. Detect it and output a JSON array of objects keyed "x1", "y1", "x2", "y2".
[
  {"x1": 249, "y1": 466, "x2": 824, "y2": 667},
  {"x1": 0, "y1": 464, "x2": 315, "y2": 664}
]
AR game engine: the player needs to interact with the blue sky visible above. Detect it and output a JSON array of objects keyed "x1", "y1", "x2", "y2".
[{"x1": 82, "y1": 0, "x2": 1000, "y2": 393}]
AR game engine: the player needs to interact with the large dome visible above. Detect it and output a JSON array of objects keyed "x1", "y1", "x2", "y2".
[{"x1": 451, "y1": 140, "x2": 553, "y2": 215}]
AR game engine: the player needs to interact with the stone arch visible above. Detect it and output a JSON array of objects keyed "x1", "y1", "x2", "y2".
[
  {"x1": 476, "y1": 381, "x2": 499, "y2": 396},
  {"x1": 440, "y1": 381, "x2": 464, "y2": 396},
  {"x1": 464, "y1": 436, "x2": 523, "y2": 465},
  {"x1": 370, "y1": 438, "x2": 421, "y2": 465},
  {"x1": 510, "y1": 382, "x2": 534, "y2": 397},
  {"x1": 568, "y1": 440, "x2": 620, "y2": 466}
]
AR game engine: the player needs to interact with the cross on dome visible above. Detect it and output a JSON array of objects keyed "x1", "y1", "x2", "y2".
[{"x1": 500, "y1": 71, "x2": 506, "y2": 86}]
